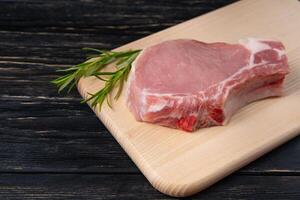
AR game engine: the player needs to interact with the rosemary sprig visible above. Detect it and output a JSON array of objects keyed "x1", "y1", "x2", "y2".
[{"x1": 52, "y1": 48, "x2": 141, "y2": 110}]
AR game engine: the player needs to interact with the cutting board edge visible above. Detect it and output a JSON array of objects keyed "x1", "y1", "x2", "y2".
[{"x1": 77, "y1": 79, "x2": 300, "y2": 197}]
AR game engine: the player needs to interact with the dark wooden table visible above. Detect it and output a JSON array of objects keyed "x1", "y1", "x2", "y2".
[{"x1": 0, "y1": 0, "x2": 299, "y2": 199}]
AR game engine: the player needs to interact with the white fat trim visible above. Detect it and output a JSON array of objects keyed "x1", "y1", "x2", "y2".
[
  {"x1": 140, "y1": 89, "x2": 148, "y2": 118},
  {"x1": 274, "y1": 49, "x2": 286, "y2": 58},
  {"x1": 147, "y1": 99, "x2": 169, "y2": 112},
  {"x1": 142, "y1": 89, "x2": 196, "y2": 98},
  {"x1": 239, "y1": 38, "x2": 271, "y2": 54},
  {"x1": 239, "y1": 38, "x2": 271, "y2": 67}
]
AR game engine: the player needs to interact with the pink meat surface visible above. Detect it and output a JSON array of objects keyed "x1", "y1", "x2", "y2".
[{"x1": 126, "y1": 38, "x2": 289, "y2": 132}]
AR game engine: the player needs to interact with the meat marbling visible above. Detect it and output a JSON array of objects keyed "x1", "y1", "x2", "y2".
[{"x1": 126, "y1": 38, "x2": 289, "y2": 132}]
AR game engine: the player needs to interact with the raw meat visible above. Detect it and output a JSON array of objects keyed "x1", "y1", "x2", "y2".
[{"x1": 126, "y1": 38, "x2": 289, "y2": 132}]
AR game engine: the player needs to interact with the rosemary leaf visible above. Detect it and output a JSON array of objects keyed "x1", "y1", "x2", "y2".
[{"x1": 52, "y1": 48, "x2": 141, "y2": 111}]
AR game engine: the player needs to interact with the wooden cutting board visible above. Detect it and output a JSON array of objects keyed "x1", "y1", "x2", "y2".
[{"x1": 77, "y1": 0, "x2": 300, "y2": 197}]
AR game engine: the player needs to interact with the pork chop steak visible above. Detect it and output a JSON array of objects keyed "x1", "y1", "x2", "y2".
[{"x1": 126, "y1": 38, "x2": 289, "y2": 132}]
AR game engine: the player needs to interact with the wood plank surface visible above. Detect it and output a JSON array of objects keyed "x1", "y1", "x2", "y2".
[
  {"x1": 0, "y1": 0, "x2": 299, "y2": 199},
  {"x1": 0, "y1": 174, "x2": 299, "y2": 200},
  {"x1": 77, "y1": 0, "x2": 300, "y2": 197}
]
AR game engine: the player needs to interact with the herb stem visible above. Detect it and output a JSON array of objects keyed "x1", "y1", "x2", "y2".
[{"x1": 52, "y1": 48, "x2": 141, "y2": 110}]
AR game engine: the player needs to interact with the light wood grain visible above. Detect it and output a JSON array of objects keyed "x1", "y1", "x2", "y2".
[{"x1": 77, "y1": 0, "x2": 300, "y2": 197}]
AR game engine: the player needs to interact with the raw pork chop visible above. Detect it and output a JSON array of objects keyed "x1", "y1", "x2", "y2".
[{"x1": 126, "y1": 38, "x2": 289, "y2": 132}]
